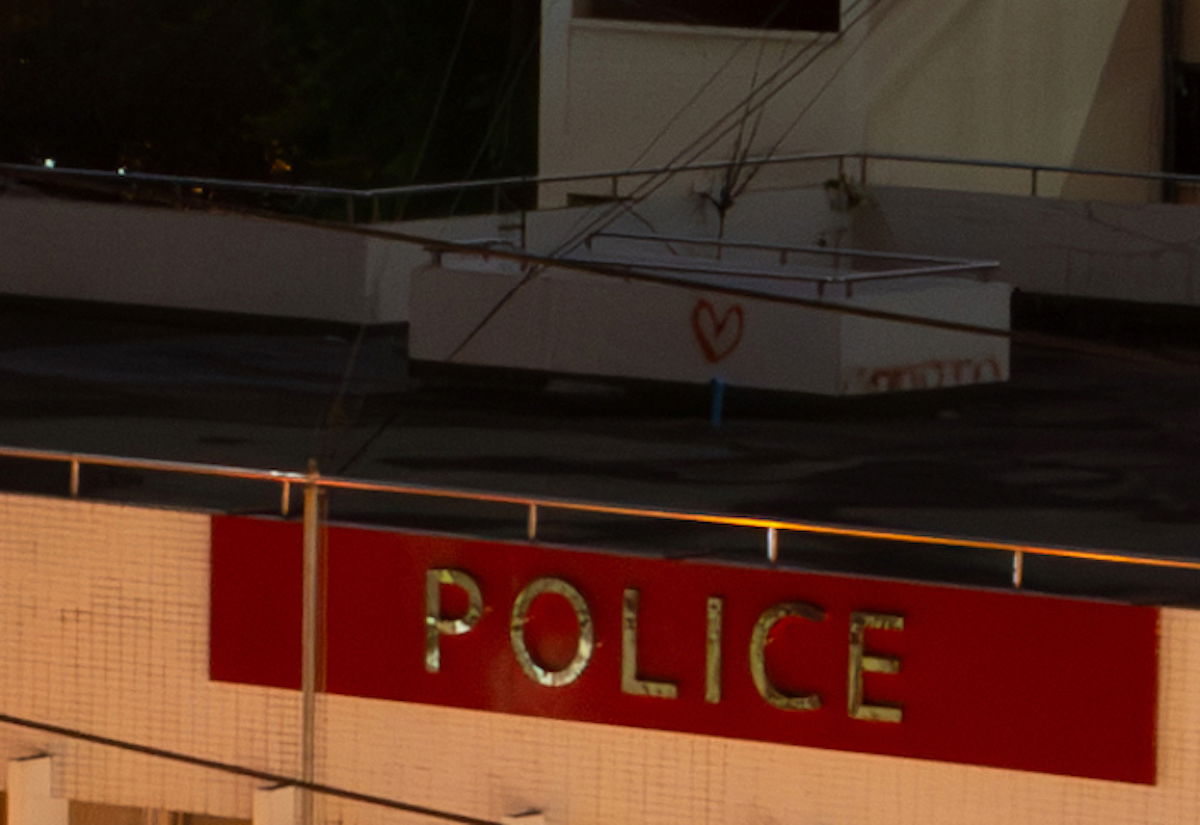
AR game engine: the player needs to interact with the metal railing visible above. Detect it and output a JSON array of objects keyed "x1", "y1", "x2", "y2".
[
  {"x1": 7, "y1": 150, "x2": 1200, "y2": 224},
  {"x1": 3, "y1": 444, "x2": 1200, "y2": 593},
  {"x1": 584, "y1": 232, "x2": 998, "y2": 297}
]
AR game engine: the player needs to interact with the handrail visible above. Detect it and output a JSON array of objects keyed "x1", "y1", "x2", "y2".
[
  {"x1": 6, "y1": 150, "x2": 1200, "y2": 223},
  {"x1": 592, "y1": 231, "x2": 996, "y2": 266},
  {"x1": 3, "y1": 444, "x2": 1200, "y2": 594},
  {"x1": 533, "y1": 252, "x2": 993, "y2": 297}
]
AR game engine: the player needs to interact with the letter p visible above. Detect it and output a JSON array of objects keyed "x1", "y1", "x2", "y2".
[{"x1": 425, "y1": 569, "x2": 483, "y2": 673}]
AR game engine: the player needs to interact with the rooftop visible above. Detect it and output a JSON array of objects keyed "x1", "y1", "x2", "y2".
[{"x1": 1, "y1": 294, "x2": 1198, "y2": 605}]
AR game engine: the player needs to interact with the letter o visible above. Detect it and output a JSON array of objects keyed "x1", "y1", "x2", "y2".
[{"x1": 510, "y1": 577, "x2": 594, "y2": 687}]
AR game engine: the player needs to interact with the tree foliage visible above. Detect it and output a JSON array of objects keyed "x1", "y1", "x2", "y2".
[{"x1": 0, "y1": 0, "x2": 538, "y2": 187}]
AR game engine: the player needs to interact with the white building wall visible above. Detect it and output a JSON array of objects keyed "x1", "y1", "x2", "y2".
[
  {"x1": 1, "y1": 491, "x2": 1198, "y2": 824},
  {"x1": 0, "y1": 193, "x2": 528, "y2": 326},
  {"x1": 539, "y1": 0, "x2": 1160, "y2": 203}
]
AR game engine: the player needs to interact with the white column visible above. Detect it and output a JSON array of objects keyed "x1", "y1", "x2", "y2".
[
  {"x1": 253, "y1": 784, "x2": 300, "y2": 825},
  {"x1": 7, "y1": 755, "x2": 68, "y2": 825}
]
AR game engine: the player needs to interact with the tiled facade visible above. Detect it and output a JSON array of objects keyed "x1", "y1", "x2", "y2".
[{"x1": 0, "y1": 492, "x2": 1192, "y2": 825}]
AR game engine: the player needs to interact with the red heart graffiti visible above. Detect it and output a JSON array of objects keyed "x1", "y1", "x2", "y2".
[{"x1": 691, "y1": 299, "x2": 745, "y2": 363}]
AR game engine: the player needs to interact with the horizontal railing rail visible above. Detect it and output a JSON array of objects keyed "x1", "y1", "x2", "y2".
[
  {"x1": 584, "y1": 232, "x2": 998, "y2": 295},
  {"x1": 551, "y1": 254, "x2": 993, "y2": 298},
  {"x1": 6, "y1": 150, "x2": 1200, "y2": 223},
  {"x1": 1, "y1": 444, "x2": 1199, "y2": 593},
  {"x1": 591, "y1": 231, "x2": 995, "y2": 266}
]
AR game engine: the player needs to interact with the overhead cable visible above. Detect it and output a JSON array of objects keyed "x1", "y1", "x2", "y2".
[{"x1": 442, "y1": 0, "x2": 886, "y2": 358}]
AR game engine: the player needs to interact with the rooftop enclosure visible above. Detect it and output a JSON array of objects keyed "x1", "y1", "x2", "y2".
[{"x1": 410, "y1": 232, "x2": 1008, "y2": 395}]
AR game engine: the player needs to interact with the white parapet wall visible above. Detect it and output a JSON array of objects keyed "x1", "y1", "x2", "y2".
[
  {"x1": 0, "y1": 491, "x2": 1196, "y2": 824},
  {"x1": 409, "y1": 261, "x2": 1009, "y2": 395},
  {"x1": 0, "y1": 190, "x2": 515, "y2": 327}
]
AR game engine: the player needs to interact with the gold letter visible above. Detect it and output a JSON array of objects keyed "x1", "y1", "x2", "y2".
[
  {"x1": 706, "y1": 596, "x2": 723, "y2": 704},
  {"x1": 749, "y1": 602, "x2": 824, "y2": 711},
  {"x1": 510, "y1": 577, "x2": 594, "y2": 687},
  {"x1": 425, "y1": 569, "x2": 483, "y2": 673},
  {"x1": 621, "y1": 589, "x2": 678, "y2": 698},
  {"x1": 847, "y1": 611, "x2": 904, "y2": 723}
]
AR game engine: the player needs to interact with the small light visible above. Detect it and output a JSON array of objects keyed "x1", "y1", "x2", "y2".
[
  {"x1": 117, "y1": 166, "x2": 127, "y2": 175},
  {"x1": 42, "y1": 158, "x2": 55, "y2": 169}
]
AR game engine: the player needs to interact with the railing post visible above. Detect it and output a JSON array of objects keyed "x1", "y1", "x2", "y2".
[
  {"x1": 1030, "y1": 168, "x2": 1039, "y2": 197},
  {"x1": 527, "y1": 504, "x2": 538, "y2": 541},
  {"x1": 280, "y1": 480, "x2": 291, "y2": 517},
  {"x1": 766, "y1": 527, "x2": 778, "y2": 564},
  {"x1": 299, "y1": 459, "x2": 322, "y2": 825},
  {"x1": 344, "y1": 195, "x2": 355, "y2": 223},
  {"x1": 68, "y1": 459, "x2": 80, "y2": 498},
  {"x1": 1012, "y1": 550, "x2": 1024, "y2": 589}
]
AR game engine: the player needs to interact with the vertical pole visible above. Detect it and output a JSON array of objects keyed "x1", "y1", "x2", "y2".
[
  {"x1": 1012, "y1": 550, "x2": 1025, "y2": 589},
  {"x1": 1030, "y1": 168, "x2": 1039, "y2": 197},
  {"x1": 280, "y1": 480, "x2": 291, "y2": 517},
  {"x1": 300, "y1": 460, "x2": 321, "y2": 825},
  {"x1": 709, "y1": 378, "x2": 726, "y2": 429},
  {"x1": 69, "y1": 459, "x2": 80, "y2": 498},
  {"x1": 527, "y1": 504, "x2": 538, "y2": 541},
  {"x1": 766, "y1": 527, "x2": 778, "y2": 564},
  {"x1": 1164, "y1": 0, "x2": 1182, "y2": 202}
]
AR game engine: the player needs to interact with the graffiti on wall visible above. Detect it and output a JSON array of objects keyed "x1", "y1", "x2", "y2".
[
  {"x1": 853, "y1": 357, "x2": 1004, "y2": 392},
  {"x1": 692, "y1": 299, "x2": 745, "y2": 363}
]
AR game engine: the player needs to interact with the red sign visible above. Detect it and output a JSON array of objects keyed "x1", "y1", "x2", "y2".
[{"x1": 210, "y1": 516, "x2": 1158, "y2": 784}]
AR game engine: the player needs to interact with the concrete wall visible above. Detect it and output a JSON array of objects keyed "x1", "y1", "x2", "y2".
[
  {"x1": 539, "y1": 0, "x2": 1159, "y2": 203},
  {"x1": 853, "y1": 186, "x2": 1200, "y2": 306},
  {"x1": 0, "y1": 194, "x2": 375, "y2": 323},
  {"x1": 1, "y1": 492, "x2": 1200, "y2": 824},
  {"x1": 0, "y1": 192, "x2": 522, "y2": 326},
  {"x1": 409, "y1": 261, "x2": 1008, "y2": 395}
]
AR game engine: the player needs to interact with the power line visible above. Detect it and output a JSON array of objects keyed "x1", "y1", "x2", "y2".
[
  {"x1": 0, "y1": 712, "x2": 503, "y2": 825},
  {"x1": 549, "y1": 0, "x2": 886, "y2": 257},
  {"x1": 732, "y1": 0, "x2": 898, "y2": 200},
  {"x1": 313, "y1": 0, "x2": 483, "y2": 472},
  {"x1": 409, "y1": 0, "x2": 480, "y2": 185},
  {"x1": 442, "y1": 0, "x2": 889, "y2": 358}
]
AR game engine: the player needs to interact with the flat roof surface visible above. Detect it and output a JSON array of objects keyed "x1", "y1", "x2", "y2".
[{"x1": 1, "y1": 298, "x2": 1198, "y2": 604}]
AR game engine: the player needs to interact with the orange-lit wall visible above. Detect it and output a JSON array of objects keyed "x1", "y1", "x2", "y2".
[{"x1": 0, "y1": 491, "x2": 1195, "y2": 824}]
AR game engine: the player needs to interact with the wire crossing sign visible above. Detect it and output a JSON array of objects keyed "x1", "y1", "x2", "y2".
[{"x1": 210, "y1": 516, "x2": 1158, "y2": 784}]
